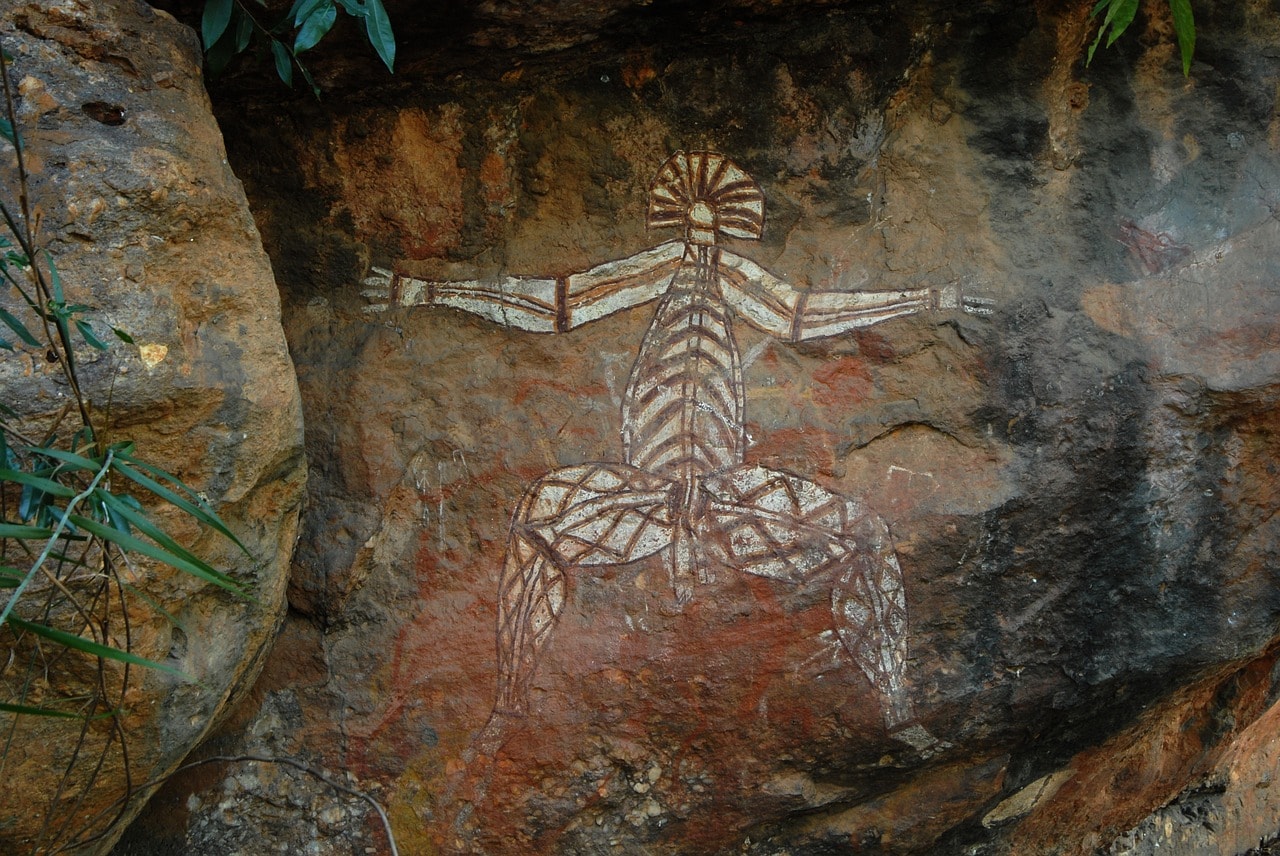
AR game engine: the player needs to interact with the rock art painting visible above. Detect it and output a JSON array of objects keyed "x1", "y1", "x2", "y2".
[{"x1": 363, "y1": 150, "x2": 991, "y2": 759}]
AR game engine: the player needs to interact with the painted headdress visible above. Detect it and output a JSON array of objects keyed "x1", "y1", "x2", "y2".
[{"x1": 647, "y1": 151, "x2": 764, "y2": 246}]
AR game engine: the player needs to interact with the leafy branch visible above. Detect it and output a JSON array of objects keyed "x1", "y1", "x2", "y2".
[
  {"x1": 1, "y1": 43, "x2": 255, "y2": 853},
  {"x1": 201, "y1": 0, "x2": 396, "y2": 97},
  {"x1": 1087, "y1": 0, "x2": 1196, "y2": 76}
]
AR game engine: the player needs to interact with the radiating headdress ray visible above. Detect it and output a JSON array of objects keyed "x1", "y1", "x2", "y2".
[{"x1": 647, "y1": 151, "x2": 764, "y2": 242}]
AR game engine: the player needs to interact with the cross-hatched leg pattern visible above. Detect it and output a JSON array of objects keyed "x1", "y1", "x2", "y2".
[
  {"x1": 702, "y1": 464, "x2": 913, "y2": 728},
  {"x1": 494, "y1": 463, "x2": 676, "y2": 713}
]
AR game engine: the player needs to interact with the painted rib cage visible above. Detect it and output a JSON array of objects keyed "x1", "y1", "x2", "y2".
[{"x1": 622, "y1": 247, "x2": 746, "y2": 483}]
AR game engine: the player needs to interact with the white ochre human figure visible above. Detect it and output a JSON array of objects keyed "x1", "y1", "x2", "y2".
[{"x1": 364, "y1": 151, "x2": 991, "y2": 744}]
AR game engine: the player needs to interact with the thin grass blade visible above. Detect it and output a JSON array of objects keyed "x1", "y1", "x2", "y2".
[
  {"x1": 68, "y1": 514, "x2": 250, "y2": 599},
  {"x1": 0, "y1": 468, "x2": 76, "y2": 497},
  {"x1": 0, "y1": 701, "x2": 93, "y2": 719},
  {"x1": 6, "y1": 615, "x2": 193, "y2": 680},
  {"x1": 0, "y1": 307, "x2": 39, "y2": 347},
  {"x1": 111, "y1": 454, "x2": 248, "y2": 554},
  {"x1": 24, "y1": 446, "x2": 101, "y2": 473},
  {"x1": 93, "y1": 490, "x2": 241, "y2": 591},
  {"x1": 0, "y1": 523, "x2": 55, "y2": 539}
]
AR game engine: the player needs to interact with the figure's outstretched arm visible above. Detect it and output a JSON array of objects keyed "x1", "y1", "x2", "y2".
[
  {"x1": 716, "y1": 251, "x2": 994, "y2": 341},
  {"x1": 362, "y1": 240, "x2": 686, "y2": 333}
]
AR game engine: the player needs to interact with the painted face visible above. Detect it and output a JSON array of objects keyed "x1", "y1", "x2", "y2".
[
  {"x1": 686, "y1": 199, "x2": 717, "y2": 245},
  {"x1": 646, "y1": 151, "x2": 765, "y2": 245}
]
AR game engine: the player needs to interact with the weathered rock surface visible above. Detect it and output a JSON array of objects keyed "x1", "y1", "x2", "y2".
[
  {"x1": 126, "y1": 0, "x2": 1278, "y2": 853},
  {"x1": 0, "y1": 1, "x2": 305, "y2": 852}
]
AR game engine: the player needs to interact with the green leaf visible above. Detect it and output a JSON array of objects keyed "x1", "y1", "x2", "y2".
[
  {"x1": 37, "y1": 505, "x2": 78, "y2": 534},
  {"x1": 1168, "y1": 0, "x2": 1195, "y2": 76},
  {"x1": 270, "y1": 39, "x2": 294, "y2": 87},
  {"x1": 205, "y1": 22, "x2": 241, "y2": 76},
  {"x1": 94, "y1": 488, "x2": 142, "y2": 535},
  {"x1": 0, "y1": 468, "x2": 75, "y2": 498},
  {"x1": 72, "y1": 426, "x2": 98, "y2": 457},
  {"x1": 93, "y1": 490, "x2": 243, "y2": 592},
  {"x1": 99, "y1": 489, "x2": 141, "y2": 535},
  {"x1": 1086, "y1": 0, "x2": 1140, "y2": 66},
  {"x1": 296, "y1": 53, "x2": 322, "y2": 98},
  {"x1": 0, "y1": 307, "x2": 40, "y2": 347},
  {"x1": 112, "y1": 452, "x2": 249, "y2": 554},
  {"x1": 202, "y1": 0, "x2": 234, "y2": 50},
  {"x1": 363, "y1": 0, "x2": 395, "y2": 73},
  {"x1": 74, "y1": 318, "x2": 108, "y2": 351},
  {"x1": 6, "y1": 615, "x2": 193, "y2": 680},
  {"x1": 0, "y1": 523, "x2": 55, "y2": 539},
  {"x1": 295, "y1": 2, "x2": 337, "y2": 53},
  {"x1": 291, "y1": 0, "x2": 330, "y2": 26},
  {"x1": 235, "y1": 9, "x2": 254, "y2": 53},
  {"x1": 1106, "y1": 0, "x2": 1140, "y2": 48},
  {"x1": 24, "y1": 446, "x2": 102, "y2": 474},
  {"x1": 106, "y1": 440, "x2": 137, "y2": 457},
  {"x1": 68, "y1": 514, "x2": 251, "y2": 599},
  {"x1": 19, "y1": 482, "x2": 48, "y2": 522},
  {"x1": 43, "y1": 250, "x2": 63, "y2": 303},
  {"x1": 335, "y1": 0, "x2": 367, "y2": 16},
  {"x1": 112, "y1": 326, "x2": 135, "y2": 344},
  {"x1": 1086, "y1": 19, "x2": 1105, "y2": 64}
]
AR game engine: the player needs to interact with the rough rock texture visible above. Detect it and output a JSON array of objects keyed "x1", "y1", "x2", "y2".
[
  {"x1": 0, "y1": 1, "x2": 305, "y2": 853},
  {"x1": 126, "y1": 0, "x2": 1277, "y2": 853}
]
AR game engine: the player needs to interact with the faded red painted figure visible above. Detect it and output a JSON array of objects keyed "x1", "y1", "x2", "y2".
[{"x1": 364, "y1": 151, "x2": 991, "y2": 747}]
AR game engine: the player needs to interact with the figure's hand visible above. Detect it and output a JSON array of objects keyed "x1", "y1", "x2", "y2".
[
  {"x1": 935, "y1": 283, "x2": 995, "y2": 317},
  {"x1": 362, "y1": 266, "x2": 428, "y2": 314},
  {"x1": 361, "y1": 266, "x2": 397, "y2": 314}
]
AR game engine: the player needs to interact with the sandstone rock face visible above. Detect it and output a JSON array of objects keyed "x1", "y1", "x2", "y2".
[
  {"x1": 125, "y1": 0, "x2": 1277, "y2": 853},
  {"x1": 0, "y1": 1, "x2": 305, "y2": 853}
]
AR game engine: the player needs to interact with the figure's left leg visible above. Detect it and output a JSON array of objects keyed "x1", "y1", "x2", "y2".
[{"x1": 701, "y1": 464, "x2": 916, "y2": 731}]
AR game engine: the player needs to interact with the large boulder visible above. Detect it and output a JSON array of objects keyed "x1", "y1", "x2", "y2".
[
  {"x1": 0, "y1": 1, "x2": 304, "y2": 852},
  {"x1": 125, "y1": 0, "x2": 1278, "y2": 853}
]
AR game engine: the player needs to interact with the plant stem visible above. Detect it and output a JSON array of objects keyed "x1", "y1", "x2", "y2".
[{"x1": 0, "y1": 47, "x2": 98, "y2": 450}]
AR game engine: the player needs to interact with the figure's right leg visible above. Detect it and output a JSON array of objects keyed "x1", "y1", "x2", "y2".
[
  {"x1": 495, "y1": 527, "x2": 565, "y2": 714},
  {"x1": 492, "y1": 463, "x2": 675, "y2": 715},
  {"x1": 458, "y1": 525, "x2": 567, "y2": 839}
]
